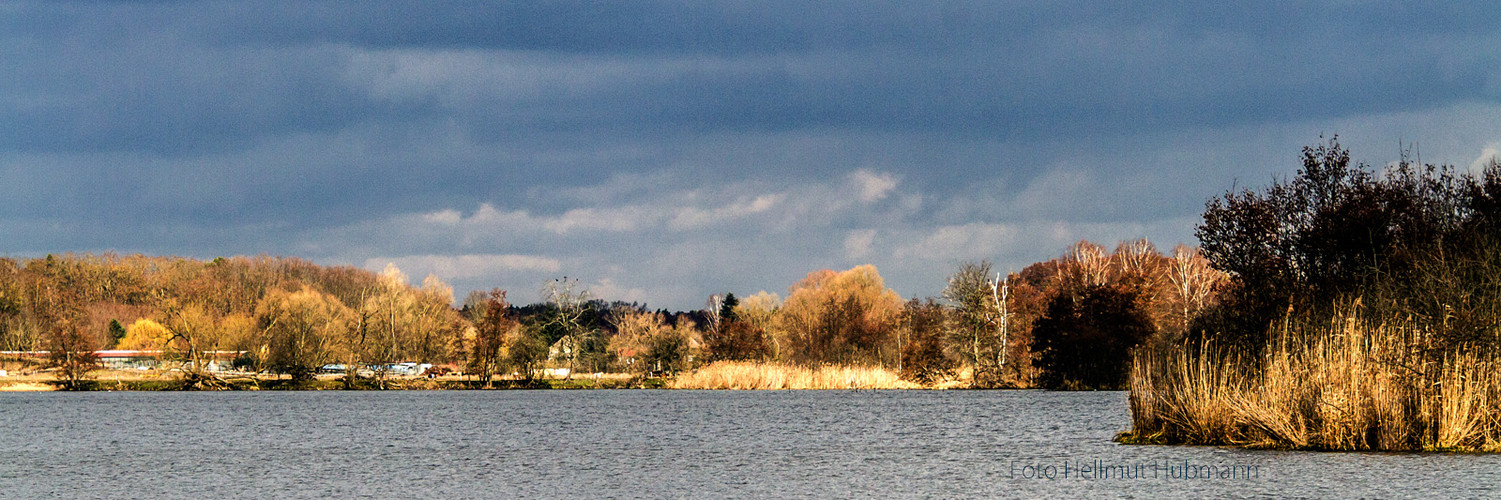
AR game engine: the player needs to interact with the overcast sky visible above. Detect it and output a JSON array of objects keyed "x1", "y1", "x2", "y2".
[{"x1": 3, "y1": 2, "x2": 1499, "y2": 309}]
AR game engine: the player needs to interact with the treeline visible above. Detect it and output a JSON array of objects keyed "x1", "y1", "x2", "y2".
[
  {"x1": 463, "y1": 248, "x2": 1225, "y2": 391},
  {"x1": 0, "y1": 240, "x2": 1226, "y2": 390},
  {"x1": 1127, "y1": 137, "x2": 1501, "y2": 451},
  {"x1": 0, "y1": 255, "x2": 465, "y2": 388}
]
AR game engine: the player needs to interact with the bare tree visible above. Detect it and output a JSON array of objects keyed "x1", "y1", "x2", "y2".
[
  {"x1": 1113, "y1": 239, "x2": 1158, "y2": 279},
  {"x1": 990, "y1": 271, "x2": 1010, "y2": 370},
  {"x1": 609, "y1": 310, "x2": 697, "y2": 376},
  {"x1": 257, "y1": 287, "x2": 350, "y2": 382},
  {"x1": 360, "y1": 264, "x2": 415, "y2": 385},
  {"x1": 413, "y1": 274, "x2": 459, "y2": 363},
  {"x1": 899, "y1": 299, "x2": 955, "y2": 385},
  {"x1": 776, "y1": 266, "x2": 903, "y2": 367},
  {"x1": 540, "y1": 277, "x2": 592, "y2": 380},
  {"x1": 703, "y1": 294, "x2": 724, "y2": 332},
  {"x1": 32, "y1": 283, "x2": 98, "y2": 390},
  {"x1": 738, "y1": 292, "x2": 781, "y2": 361}
]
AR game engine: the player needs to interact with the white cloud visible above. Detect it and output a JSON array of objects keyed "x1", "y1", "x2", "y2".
[
  {"x1": 422, "y1": 209, "x2": 463, "y2": 225},
  {"x1": 365, "y1": 253, "x2": 562, "y2": 280},
  {"x1": 412, "y1": 186, "x2": 793, "y2": 239},
  {"x1": 421, "y1": 204, "x2": 535, "y2": 230},
  {"x1": 843, "y1": 229, "x2": 877, "y2": 259},
  {"x1": 587, "y1": 278, "x2": 648, "y2": 304},
  {"x1": 545, "y1": 207, "x2": 645, "y2": 234},
  {"x1": 322, "y1": 163, "x2": 1207, "y2": 309},
  {"x1": 1471, "y1": 143, "x2": 1500, "y2": 175},
  {"x1": 668, "y1": 193, "x2": 784, "y2": 231},
  {"x1": 893, "y1": 223, "x2": 1018, "y2": 262},
  {"x1": 850, "y1": 169, "x2": 898, "y2": 202},
  {"x1": 404, "y1": 203, "x2": 644, "y2": 238}
]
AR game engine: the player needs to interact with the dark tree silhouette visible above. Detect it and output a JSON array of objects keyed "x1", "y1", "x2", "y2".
[{"x1": 1032, "y1": 284, "x2": 1153, "y2": 390}]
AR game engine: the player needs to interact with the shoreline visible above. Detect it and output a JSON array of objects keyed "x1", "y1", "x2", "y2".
[
  {"x1": 0, "y1": 372, "x2": 660, "y2": 391},
  {"x1": 0, "y1": 371, "x2": 969, "y2": 391},
  {"x1": 0, "y1": 361, "x2": 1008, "y2": 391},
  {"x1": 0, "y1": 378, "x2": 985, "y2": 391}
]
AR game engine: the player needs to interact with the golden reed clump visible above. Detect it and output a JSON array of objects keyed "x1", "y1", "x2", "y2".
[
  {"x1": 1121, "y1": 312, "x2": 1501, "y2": 451},
  {"x1": 670, "y1": 361, "x2": 922, "y2": 390}
]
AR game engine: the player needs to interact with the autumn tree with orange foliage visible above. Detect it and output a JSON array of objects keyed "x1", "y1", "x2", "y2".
[
  {"x1": 899, "y1": 299, "x2": 953, "y2": 385},
  {"x1": 703, "y1": 293, "x2": 770, "y2": 362},
  {"x1": 1014, "y1": 239, "x2": 1227, "y2": 389},
  {"x1": 29, "y1": 278, "x2": 99, "y2": 390},
  {"x1": 775, "y1": 265, "x2": 903, "y2": 366},
  {"x1": 466, "y1": 289, "x2": 515, "y2": 386}
]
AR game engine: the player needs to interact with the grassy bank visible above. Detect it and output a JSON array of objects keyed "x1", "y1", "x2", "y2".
[
  {"x1": 670, "y1": 361, "x2": 921, "y2": 389},
  {"x1": 1121, "y1": 313, "x2": 1501, "y2": 451}
]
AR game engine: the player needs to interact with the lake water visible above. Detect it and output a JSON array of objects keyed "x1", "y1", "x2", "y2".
[{"x1": 1, "y1": 389, "x2": 1497, "y2": 498}]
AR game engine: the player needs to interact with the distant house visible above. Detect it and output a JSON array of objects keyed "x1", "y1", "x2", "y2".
[
  {"x1": 381, "y1": 362, "x2": 432, "y2": 376},
  {"x1": 99, "y1": 350, "x2": 245, "y2": 372},
  {"x1": 318, "y1": 362, "x2": 433, "y2": 377},
  {"x1": 549, "y1": 336, "x2": 585, "y2": 361},
  {"x1": 97, "y1": 350, "x2": 159, "y2": 370}
]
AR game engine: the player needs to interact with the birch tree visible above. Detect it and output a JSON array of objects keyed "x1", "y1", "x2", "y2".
[
  {"x1": 942, "y1": 261, "x2": 1010, "y2": 387},
  {"x1": 1167, "y1": 244, "x2": 1226, "y2": 334}
]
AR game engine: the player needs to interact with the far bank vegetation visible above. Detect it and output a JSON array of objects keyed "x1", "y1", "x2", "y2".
[{"x1": 0, "y1": 236, "x2": 1217, "y2": 391}]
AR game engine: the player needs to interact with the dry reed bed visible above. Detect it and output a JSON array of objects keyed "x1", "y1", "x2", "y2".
[
  {"x1": 0, "y1": 382, "x2": 56, "y2": 391},
  {"x1": 1124, "y1": 313, "x2": 1501, "y2": 451},
  {"x1": 671, "y1": 361, "x2": 922, "y2": 389}
]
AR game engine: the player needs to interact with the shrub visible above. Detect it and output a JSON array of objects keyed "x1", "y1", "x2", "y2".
[{"x1": 1196, "y1": 137, "x2": 1501, "y2": 352}]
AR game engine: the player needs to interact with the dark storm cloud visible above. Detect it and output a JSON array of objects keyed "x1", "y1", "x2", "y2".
[
  {"x1": 2, "y1": 1, "x2": 1500, "y2": 307},
  {"x1": 8, "y1": 2, "x2": 1497, "y2": 155}
]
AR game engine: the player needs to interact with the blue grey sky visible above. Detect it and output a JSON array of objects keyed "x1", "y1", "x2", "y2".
[{"x1": 3, "y1": 2, "x2": 1499, "y2": 309}]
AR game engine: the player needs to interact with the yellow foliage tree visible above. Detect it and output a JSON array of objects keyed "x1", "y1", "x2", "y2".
[
  {"x1": 609, "y1": 310, "x2": 700, "y2": 375},
  {"x1": 118, "y1": 319, "x2": 171, "y2": 351},
  {"x1": 775, "y1": 264, "x2": 903, "y2": 366},
  {"x1": 257, "y1": 287, "x2": 350, "y2": 381}
]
